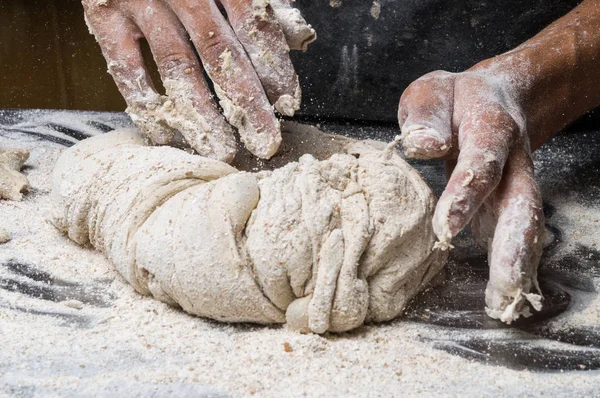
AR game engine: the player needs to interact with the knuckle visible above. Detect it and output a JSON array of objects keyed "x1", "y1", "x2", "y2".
[
  {"x1": 403, "y1": 78, "x2": 424, "y2": 96},
  {"x1": 477, "y1": 150, "x2": 504, "y2": 179},
  {"x1": 483, "y1": 162, "x2": 504, "y2": 186},
  {"x1": 229, "y1": 3, "x2": 256, "y2": 23},
  {"x1": 196, "y1": 30, "x2": 235, "y2": 57},
  {"x1": 227, "y1": 0, "x2": 277, "y2": 28},
  {"x1": 489, "y1": 105, "x2": 519, "y2": 127},
  {"x1": 422, "y1": 70, "x2": 454, "y2": 80},
  {"x1": 156, "y1": 52, "x2": 197, "y2": 75},
  {"x1": 402, "y1": 76, "x2": 454, "y2": 110},
  {"x1": 457, "y1": 72, "x2": 491, "y2": 91}
]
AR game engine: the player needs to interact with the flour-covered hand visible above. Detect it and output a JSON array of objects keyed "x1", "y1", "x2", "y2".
[
  {"x1": 82, "y1": 0, "x2": 315, "y2": 161},
  {"x1": 399, "y1": 0, "x2": 600, "y2": 323},
  {"x1": 398, "y1": 70, "x2": 545, "y2": 324}
]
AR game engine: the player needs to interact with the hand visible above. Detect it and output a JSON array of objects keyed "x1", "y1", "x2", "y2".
[
  {"x1": 398, "y1": 0, "x2": 600, "y2": 323},
  {"x1": 82, "y1": 0, "x2": 315, "y2": 162},
  {"x1": 398, "y1": 70, "x2": 545, "y2": 323}
]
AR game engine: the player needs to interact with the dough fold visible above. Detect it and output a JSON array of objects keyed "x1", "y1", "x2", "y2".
[{"x1": 51, "y1": 129, "x2": 447, "y2": 333}]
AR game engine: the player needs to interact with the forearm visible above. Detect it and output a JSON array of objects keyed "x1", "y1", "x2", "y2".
[{"x1": 471, "y1": 0, "x2": 600, "y2": 149}]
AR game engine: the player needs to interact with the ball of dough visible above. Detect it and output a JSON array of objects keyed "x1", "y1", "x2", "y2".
[{"x1": 51, "y1": 129, "x2": 447, "y2": 333}]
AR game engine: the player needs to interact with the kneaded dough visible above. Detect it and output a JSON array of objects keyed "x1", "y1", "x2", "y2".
[
  {"x1": 0, "y1": 148, "x2": 30, "y2": 201},
  {"x1": 51, "y1": 129, "x2": 446, "y2": 333}
]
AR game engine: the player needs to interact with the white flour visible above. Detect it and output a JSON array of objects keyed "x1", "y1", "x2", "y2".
[{"x1": 1, "y1": 121, "x2": 599, "y2": 396}]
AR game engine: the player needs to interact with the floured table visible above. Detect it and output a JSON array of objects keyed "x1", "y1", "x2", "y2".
[{"x1": 1, "y1": 109, "x2": 599, "y2": 397}]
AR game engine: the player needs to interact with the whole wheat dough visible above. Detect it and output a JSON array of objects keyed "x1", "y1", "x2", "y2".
[
  {"x1": 51, "y1": 129, "x2": 446, "y2": 333},
  {"x1": 0, "y1": 148, "x2": 30, "y2": 201}
]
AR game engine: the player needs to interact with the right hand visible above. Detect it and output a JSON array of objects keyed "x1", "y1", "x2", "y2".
[
  {"x1": 399, "y1": 69, "x2": 545, "y2": 323},
  {"x1": 399, "y1": 0, "x2": 600, "y2": 323},
  {"x1": 83, "y1": 0, "x2": 315, "y2": 162}
]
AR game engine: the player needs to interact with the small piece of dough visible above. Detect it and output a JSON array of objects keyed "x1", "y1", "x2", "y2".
[
  {"x1": 0, "y1": 228, "x2": 9, "y2": 244},
  {"x1": 51, "y1": 129, "x2": 447, "y2": 333},
  {"x1": 0, "y1": 148, "x2": 30, "y2": 201}
]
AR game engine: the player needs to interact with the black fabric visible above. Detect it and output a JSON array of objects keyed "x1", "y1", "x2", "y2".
[{"x1": 292, "y1": 0, "x2": 582, "y2": 122}]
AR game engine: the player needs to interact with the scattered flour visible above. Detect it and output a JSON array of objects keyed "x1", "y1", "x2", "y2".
[{"x1": 1, "y1": 120, "x2": 599, "y2": 396}]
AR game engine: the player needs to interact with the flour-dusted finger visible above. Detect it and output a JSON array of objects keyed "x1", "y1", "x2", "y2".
[
  {"x1": 432, "y1": 106, "x2": 518, "y2": 248},
  {"x1": 130, "y1": 1, "x2": 237, "y2": 162},
  {"x1": 469, "y1": 198, "x2": 498, "y2": 251},
  {"x1": 83, "y1": 2, "x2": 178, "y2": 146},
  {"x1": 269, "y1": 0, "x2": 316, "y2": 51},
  {"x1": 169, "y1": 0, "x2": 282, "y2": 159},
  {"x1": 484, "y1": 145, "x2": 545, "y2": 324},
  {"x1": 220, "y1": 0, "x2": 301, "y2": 116},
  {"x1": 398, "y1": 71, "x2": 455, "y2": 159}
]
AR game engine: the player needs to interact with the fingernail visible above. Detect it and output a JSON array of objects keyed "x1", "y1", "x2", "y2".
[
  {"x1": 274, "y1": 94, "x2": 300, "y2": 117},
  {"x1": 401, "y1": 126, "x2": 450, "y2": 159}
]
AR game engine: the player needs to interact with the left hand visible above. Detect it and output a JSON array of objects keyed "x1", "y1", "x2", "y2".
[{"x1": 83, "y1": 0, "x2": 315, "y2": 161}]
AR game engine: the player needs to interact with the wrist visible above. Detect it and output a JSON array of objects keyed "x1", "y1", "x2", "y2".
[{"x1": 468, "y1": 0, "x2": 600, "y2": 150}]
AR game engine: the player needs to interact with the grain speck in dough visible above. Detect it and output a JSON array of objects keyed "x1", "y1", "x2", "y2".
[{"x1": 51, "y1": 129, "x2": 447, "y2": 333}]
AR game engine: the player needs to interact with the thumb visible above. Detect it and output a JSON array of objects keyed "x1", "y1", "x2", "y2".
[{"x1": 398, "y1": 71, "x2": 455, "y2": 159}]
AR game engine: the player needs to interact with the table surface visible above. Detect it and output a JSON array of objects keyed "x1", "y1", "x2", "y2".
[{"x1": 1, "y1": 109, "x2": 599, "y2": 396}]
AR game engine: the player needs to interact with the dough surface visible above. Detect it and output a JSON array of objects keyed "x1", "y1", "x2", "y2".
[{"x1": 51, "y1": 129, "x2": 446, "y2": 333}]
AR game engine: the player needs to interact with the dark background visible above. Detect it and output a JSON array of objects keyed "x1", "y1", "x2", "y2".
[
  {"x1": 1, "y1": 0, "x2": 590, "y2": 123},
  {"x1": 292, "y1": 0, "x2": 582, "y2": 121}
]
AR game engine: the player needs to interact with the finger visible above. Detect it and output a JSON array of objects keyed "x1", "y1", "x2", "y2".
[
  {"x1": 269, "y1": 0, "x2": 316, "y2": 51},
  {"x1": 170, "y1": 0, "x2": 282, "y2": 159},
  {"x1": 398, "y1": 71, "x2": 455, "y2": 159},
  {"x1": 83, "y1": 3, "x2": 178, "y2": 146},
  {"x1": 130, "y1": 1, "x2": 237, "y2": 162},
  {"x1": 220, "y1": 0, "x2": 301, "y2": 116},
  {"x1": 469, "y1": 198, "x2": 497, "y2": 251},
  {"x1": 432, "y1": 106, "x2": 517, "y2": 247},
  {"x1": 484, "y1": 145, "x2": 545, "y2": 324}
]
